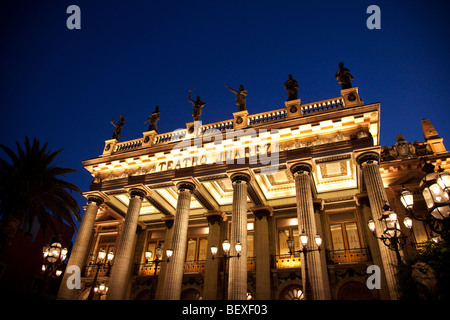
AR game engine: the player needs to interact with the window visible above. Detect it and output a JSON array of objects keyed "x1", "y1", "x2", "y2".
[
  {"x1": 327, "y1": 210, "x2": 369, "y2": 264},
  {"x1": 275, "y1": 218, "x2": 301, "y2": 269},
  {"x1": 185, "y1": 237, "x2": 207, "y2": 261},
  {"x1": 327, "y1": 211, "x2": 362, "y2": 253}
]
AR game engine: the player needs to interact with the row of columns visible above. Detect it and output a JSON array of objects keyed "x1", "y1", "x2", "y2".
[{"x1": 58, "y1": 150, "x2": 398, "y2": 300}]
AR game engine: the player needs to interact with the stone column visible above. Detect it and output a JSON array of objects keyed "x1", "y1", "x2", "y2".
[
  {"x1": 155, "y1": 216, "x2": 174, "y2": 300},
  {"x1": 356, "y1": 151, "x2": 399, "y2": 300},
  {"x1": 107, "y1": 187, "x2": 147, "y2": 300},
  {"x1": 359, "y1": 197, "x2": 391, "y2": 300},
  {"x1": 252, "y1": 206, "x2": 272, "y2": 300},
  {"x1": 57, "y1": 192, "x2": 107, "y2": 300},
  {"x1": 290, "y1": 162, "x2": 326, "y2": 300},
  {"x1": 202, "y1": 211, "x2": 225, "y2": 300},
  {"x1": 162, "y1": 181, "x2": 196, "y2": 300},
  {"x1": 228, "y1": 172, "x2": 251, "y2": 300}
]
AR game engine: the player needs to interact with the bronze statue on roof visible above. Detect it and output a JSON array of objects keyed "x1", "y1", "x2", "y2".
[
  {"x1": 145, "y1": 105, "x2": 160, "y2": 132},
  {"x1": 284, "y1": 74, "x2": 299, "y2": 101},
  {"x1": 335, "y1": 62, "x2": 354, "y2": 90},
  {"x1": 226, "y1": 84, "x2": 247, "y2": 111},
  {"x1": 188, "y1": 89, "x2": 206, "y2": 121},
  {"x1": 111, "y1": 114, "x2": 125, "y2": 140}
]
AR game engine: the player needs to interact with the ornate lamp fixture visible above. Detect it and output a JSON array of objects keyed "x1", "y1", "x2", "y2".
[
  {"x1": 400, "y1": 162, "x2": 450, "y2": 240},
  {"x1": 367, "y1": 203, "x2": 412, "y2": 264},
  {"x1": 210, "y1": 239, "x2": 242, "y2": 260},
  {"x1": 42, "y1": 242, "x2": 68, "y2": 277},
  {"x1": 286, "y1": 230, "x2": 322, "y2": 300},
  {"x1": 87, "y1": 248, "x2": 114, "y2": 300}
]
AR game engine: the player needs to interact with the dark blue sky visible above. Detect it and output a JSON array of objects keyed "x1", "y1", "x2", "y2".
[{"x1": 1, "y1": 1, "x2": 450, "y2": 239}]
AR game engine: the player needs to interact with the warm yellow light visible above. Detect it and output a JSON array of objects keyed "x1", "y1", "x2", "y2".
[
  {"x1": 368, "y1": 219, "x2": 376, "y2": 233},
  {"x1": 222, "y1": 239, "x2": 231, "y2": 254}
]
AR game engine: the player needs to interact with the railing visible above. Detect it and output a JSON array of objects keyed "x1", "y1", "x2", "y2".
[
  {"x1": 83, "y1": 264, "x2": 111, "y2": 277},
  {"x1": 272, "y1": 254, "x2": 302, "y2": 269},
  {"x1": 247, "y1": 108, "x2": 287, "y2": 125},
  {"x1": 107, "y1": 96, "x2": 346, "y2": 154},
  {"x1": 154, "y1": 129, "x2": 188, "y2": 144},
  {"x1": 300, "y1": 98, "x2": 345, "y2": 115},
  {"x1": 114, "y1": 138, "x2": 144, "y2": 152},
  {"x1": 202, "y1": 120, "x2": 234, "y2": 134},
  {"x1": 133, "y1": 260, "x2": 206, "y2": 276},
  {"x1": 326, "y1": 248, "x2": 371, "y2": 264},
  {"x1": 184, "y1": 260, "x2": 206, "y2": 274}
]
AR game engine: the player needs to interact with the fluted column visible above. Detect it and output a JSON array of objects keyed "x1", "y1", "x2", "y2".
[
  {"x1": 356, "y1": 151, "x2": 399, "y2": 299},
  {"x1": 202, "y1": 211, "x2": 225, "y2": 300},
  {"x1": 57, "y1": 192, "x2": 107, "y2": 300},
  {"x1": 228, "y1": 172, "x2": 251, "y2": 300},
  {"x1": 252, "y1": 206, "x2": 272, "y2": 300},
  {"x1": 155, "y1": 216, "x2": 174, "y2": 300},
  {"x1": 107, "y1": 187, "x2": 147, "y2": 300},
  {"x1": 359, "y1": 197, "x2": 391, "y2": 300},
  {"x1": 290, "y1": 162, "x2": 326, "y2": 300},
  {"x1": 162, "y1": 181, "x2": 196, "y2": 300}
]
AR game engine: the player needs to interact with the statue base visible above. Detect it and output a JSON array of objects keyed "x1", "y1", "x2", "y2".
[
  {"x1": 142, "y1": 130, "x2": 157, "y2": 147},
  {"x1": 341, "y1": 87, "x2": 362, "y2": 107},
  {"x1": 102, "y1": 138, "x2": 118, "y2": 156},
  {"x1": 284, "y1": 99, "x2": 301, "y2": 117},
  {"x1": 186, "y1": 121, "x2": 203, "y2": 137},
  {"x1": 233, "y1": 110, "x2": 249, "y2": 129}
]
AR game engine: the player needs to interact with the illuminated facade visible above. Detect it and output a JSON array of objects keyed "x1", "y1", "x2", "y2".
[{"x1": 57, "y1": 85, "x2": 449, "y2": 300}]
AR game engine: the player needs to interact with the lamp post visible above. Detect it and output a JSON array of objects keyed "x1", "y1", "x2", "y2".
[
  {"x1": 367, "y1": 203, "x2": 413, "y2": 264},
  {"x1": 400, "y1": 163, "x2": 450, "y2": 242},
  {"x1": 210, "y1": 239, "x2": 242, "y2": 300},
  {"x1": 144, "y1": 246, "x2": 168, "y2": 299},
  {"x1": 93, "y1": 282, "x2": 109, "y2": 300},
  {"x1": 286, "y1": 231, "x2": 322, "y2": 300},
  {"x1": 41, "y1": 241, "x2": 68, "y2": 296},
  {"x1": 87, "y1": 249, "x2": 114, "y2": 300}
]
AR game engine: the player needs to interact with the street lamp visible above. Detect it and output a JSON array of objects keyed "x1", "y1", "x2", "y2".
[
  {"x1": 400, "y1": 163, "x2": 450, "y2": 240},
  {"x1": 210, "y1": 239, "x2": 242, "y2": 300},
  {"x1": 87, "y1": 249, "x2": 114, "y2": 300},
  {"x1": 145, "y1": 245, "x2": 167, "y2": 299},
  {"x1": 93, "y1": 282, "x2": 109, "y2": 300},
  {"x1": 286, "y1": 230, "x2": 322, "y2": 300},
  {"x1": 210, "y1": 239, "x2": 242, "y2": 260},
  {"x1": 367, "y1": 203, "x2": 413, "y2": 264},
  {"x1": 41, "y1": 241, "x2": 68, "y2": 296}
]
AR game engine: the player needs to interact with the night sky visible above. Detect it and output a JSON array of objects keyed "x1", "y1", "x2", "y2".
[{"x1": 1, "y1": 1, "x2": 450, "y2": 240}]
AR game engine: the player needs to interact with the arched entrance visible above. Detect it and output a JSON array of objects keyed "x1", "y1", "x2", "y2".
[
  {"x1": 337, "y1": 281, "x2": 374, "y2": 300},
  {"x1": 180, "y1": 288, "x2": 202, "y2": 300},
  {"x1": 279, "y1": 284, "x2": 305, "y2": 300}
]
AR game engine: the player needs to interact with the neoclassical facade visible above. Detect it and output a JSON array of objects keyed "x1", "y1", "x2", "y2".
[{"x1": 57, "y1": 85, "x2": 449, "y2": 300}]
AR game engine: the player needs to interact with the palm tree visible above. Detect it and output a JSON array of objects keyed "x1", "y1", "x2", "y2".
[{"x1": 0, "y1": 137, "x2": 82, "y2": 257}]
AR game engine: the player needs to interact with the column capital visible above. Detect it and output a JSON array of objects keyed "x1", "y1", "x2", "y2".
[
  {"x1": 230, "y1": 172, "x2": 252, "y2": 184},
  {"x1": 162, "y1": 215, "x2": 175, "y2": 229},
  {"x1": 250, "y1": 205, "x2": 273, "y2": 220},
  {"x1": 356, "y1": 151, "x2": 380, "y2": 166},
  {"x1": 204, "y1": 211, "x2": 226, "y2": 226},
  {"x1": 175, "y1": 181, "x2": 196, "y2": 192},
  {"x1": 83, "y1": 191, "x2": 109, "y2": 205},
  {"x1": 125, "y1": 184, "x2": 152, "y2": 199},
  {"x1": 172, "y1": 177, "x2": 200, "y2": 192},
  {"x1": 289, "y1": 162, "x2": 312, "y2": 176}
]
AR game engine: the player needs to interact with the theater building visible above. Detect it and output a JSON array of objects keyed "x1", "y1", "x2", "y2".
[{"x1": 57, "y1": 81, "x2": 450, "y2": 300}]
